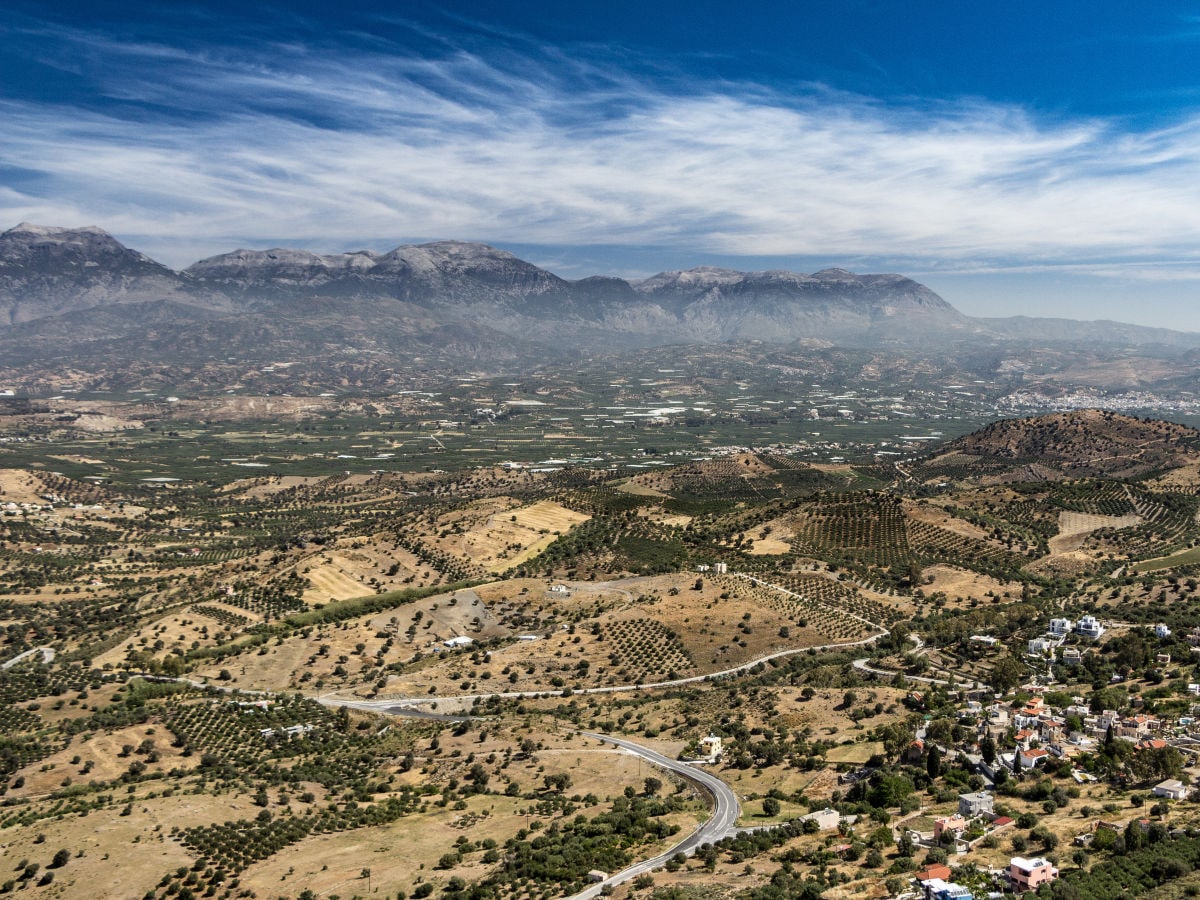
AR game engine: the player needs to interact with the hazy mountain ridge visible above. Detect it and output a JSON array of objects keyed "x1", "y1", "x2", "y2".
[
  {"x1": 184, "y1": 239, "x2": 567, "y2": 305},
  {"x1": 0, "y1": 223, "x2": 209, "y2": 324},
  {"x1": 978, "y1": 315, "x2": 1200, "y2": 349},
  {"x1": 3, "y1": 223, "x2": 1199, "y2": 364}
]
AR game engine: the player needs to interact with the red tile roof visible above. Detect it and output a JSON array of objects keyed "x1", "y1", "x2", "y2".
[{"x1": 915, "y1": 863, "x2": 953, "y2": 882}]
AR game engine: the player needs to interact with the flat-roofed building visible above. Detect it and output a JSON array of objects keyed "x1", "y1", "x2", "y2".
[{"x1": 1010, "y1": 856, "x2": 1058, "y2": 892}]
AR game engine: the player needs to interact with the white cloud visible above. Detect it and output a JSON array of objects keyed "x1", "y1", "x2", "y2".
[{"x1": 4, "y1": 27, "x2": 1200, "y2": 275}]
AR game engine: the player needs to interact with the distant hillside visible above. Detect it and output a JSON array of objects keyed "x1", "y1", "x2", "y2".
[
  {"x1": 979, "y1": 315, "x2": 1200, "y2": 350},
  {"x1": 916, "y1": 410, "x2": 1200, "y2": 482},
  {"x1": 619, "y1": 453, "x2": 843, "y2": 505}
]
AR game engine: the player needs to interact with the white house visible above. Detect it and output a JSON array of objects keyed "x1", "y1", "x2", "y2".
[
  {"x1": 1155, "y1": 623, "x2": 1173, "y2": 638},
  {"x1": 1153, "y1": 779, "x2": 1190, "y2": 800},
  {"x1": 1076, "y1": 615, "x2": 1105, "y2": 639},
  {"x1": 1049, "y1": 618, "x2": 1074, "y2": 636},
  {"x1": 698, "y1": 734, "x2": 723, "y2": 761},
  {"x1": 1028, "y1": 637, "x2": 1055, "y2": 657},
  {"x1": 1019, "y1": 748, "x2": 1050, "y2": 770}
]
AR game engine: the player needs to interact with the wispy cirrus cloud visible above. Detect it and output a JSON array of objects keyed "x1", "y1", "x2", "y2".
[{"x1": 4, "y1": 17, "x2": 1200, "y2": 284}]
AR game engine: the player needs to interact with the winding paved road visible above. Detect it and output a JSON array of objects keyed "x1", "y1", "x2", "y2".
[
  {"x1": 560, "y1": 732, "x2": 740, "y2": 900},
  {"x1": 852, "y1": 634, "x2": 988, "y2": 690},
  {"x1": 149, "y1": 572, "x2": 893, "y2": 896},
  {"x1": 331, "y1": 628, "x2": 888, "y2": 714},
  {"x1": 1, "y1": 646, "x2": 55, "y2": 670},
  {"x1": 852, "y1": 656, "x2": 948, "y2": 683},
  {"x1": 332, "y1": 572, "x2": 891, "y2": 713}
]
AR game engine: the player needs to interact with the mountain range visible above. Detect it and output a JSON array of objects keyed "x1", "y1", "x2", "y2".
[{"x1": 2, "y1": 222, "x2": 1199, "y2": 385}]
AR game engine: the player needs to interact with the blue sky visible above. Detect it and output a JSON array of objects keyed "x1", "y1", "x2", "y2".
[{"x1": 4, "y1": 1, "x2": 1200, "y2": 329}]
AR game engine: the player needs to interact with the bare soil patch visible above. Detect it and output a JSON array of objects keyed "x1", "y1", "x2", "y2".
[
  {"x1": 907, "y1": 501, "x2": 991, "y2": 540},
  {"x1": 453, "y1": 498, "x2": 591, "y2": 572},
  {"x1": 0, "y1": 468, "x2": 48, "y2": 504},
  {"x1": 8, "y1": 724, "x2": 198, "y2": 800},
  {"x1": 1049, "y1": 509, "x2": 1142, "y2": 554},
  {"x1": 921, "y1": 564, "x2": 1020, "y2": 603}
]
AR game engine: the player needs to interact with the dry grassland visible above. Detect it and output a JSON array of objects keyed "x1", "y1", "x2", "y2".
[
  {"x1": 1049, "y1": 509, "x2": 1143, "y2": 554},
  {"x1": 0, "y1": 468, "x2": 50, "y2": 504},
  {"x1": 0, "y1": 790, "x2": 263, "y2": 900},
  {"x1": 451, "y1": 498, "x2": 590, "y2": 572},
  {"x1": 303, "y1": 557, "x2": 375, "y2": 601},
  {"x1": 921, "y1": 564, "x2": 1021, "y2": 603},
  {"x1": 615, "y1": 479, "x2": 668, "y2": 497},
  {"x1": 824, "y1": 741, "x2": 885, "y2": 765},
  {"x1": 745, "y1": 529, "x2": 794, "y2": 556},
  {"x1": 907, "y1": 501, "x2": 992, "y2": 540},
  {"x1": 92, "y1": 610, "x2": 233, "y2": 669},
  {"x1": 237, "y1": 795, "x2": 524, "y2": 900},
  {"x1": 194, "y1": 635, "x2": 319, "y2": 691},
  {"x1": 7, "y1": 724, "x2": 198, "y2": 800},
  {"x1": 1029, "y1": 550, "x2": 1105, "y2": 578}
]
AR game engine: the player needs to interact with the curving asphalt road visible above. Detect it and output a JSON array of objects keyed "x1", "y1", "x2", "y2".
[
  {"x1": 851, "y1": 656, "x2": 955, "y2": 686},
  {"x1": 561, "y1": 732, "x2": 740, "y2": 900},
  {"x1": 331, "y1": 571, "x2": 890, "y2": 713},
  {"x1": 330, "y1": 625, "x2": 888, "y2": 714},
  {"x1": 0, "y1": 646, "x2": 55, "y2": 670},
  {"x1": 343, "y1": 703, "x2": 742, "y2": 900},
  {"x1": 852, "y1": 634, "x2": 988, "y2": 690},
  {"x1": 179, "y1": 572, "x2": 893, "y2": 896}
]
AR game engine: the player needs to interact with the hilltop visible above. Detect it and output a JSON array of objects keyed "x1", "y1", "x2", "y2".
[{"x1": 914, "y1": 410, "x2": 1200, "y2": 483}]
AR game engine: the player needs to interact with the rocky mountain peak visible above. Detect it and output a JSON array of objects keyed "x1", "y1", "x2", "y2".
[
  {"x1": 635, "y1": 266, "x2": 746, "y2": 293},
  {"x1": 413, "y1": 240, "x2": 518, "y2": 259},
  {"x1": 185, "y1": 247, "x2": 379, "y2": 280},
  {"x1": 0, "y1": 223, "x2": 189, "y2": 325},
  {"x1": 0, "y1": 222, "x2": 171, "y2": 272},
  {"x1": 7, "y1": 222, "x2": 110, "y2": 238}
]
